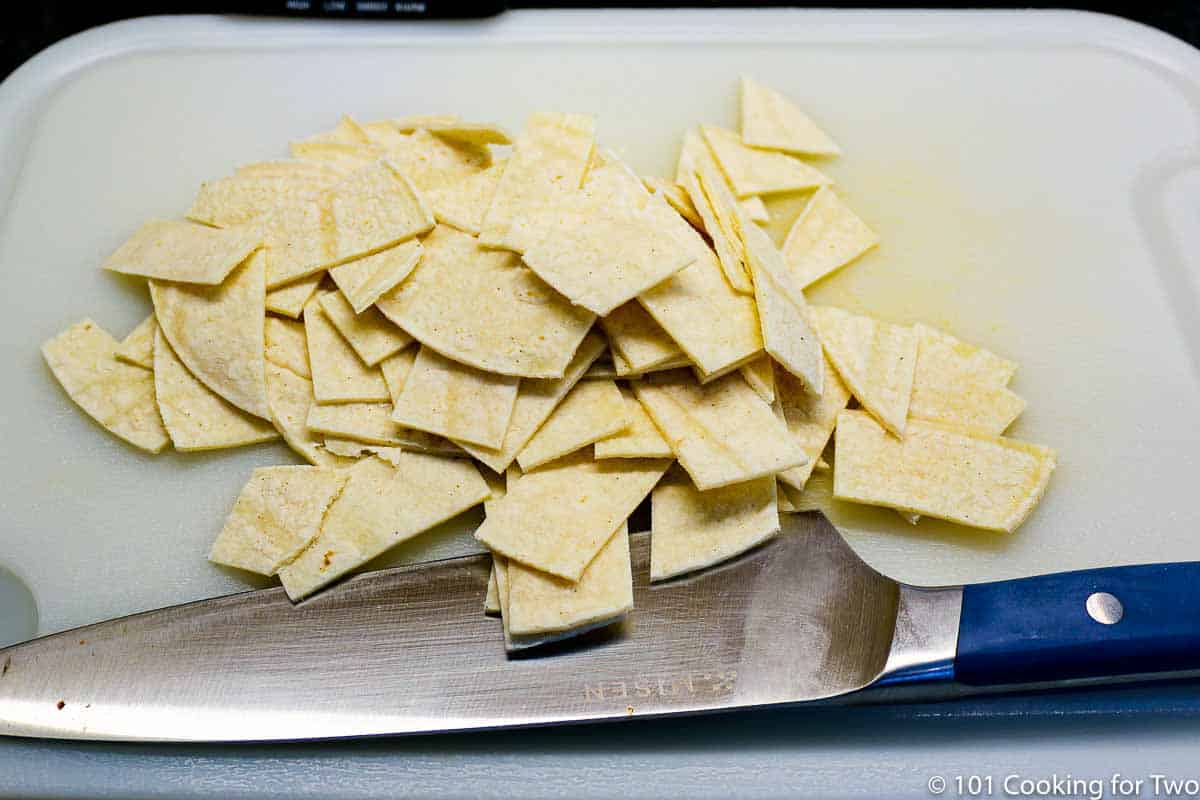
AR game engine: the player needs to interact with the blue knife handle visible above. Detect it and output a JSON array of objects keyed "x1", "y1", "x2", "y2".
[{"x1": 955, "y1": 562, "x2": 1200, "y2": 686}]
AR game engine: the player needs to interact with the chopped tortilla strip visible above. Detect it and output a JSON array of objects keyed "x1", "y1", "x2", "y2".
[
  {"x1": 321, "y1": 437, "x2": 402, "y2": 464},
  {"x1": 389, "y1": 114, "x2": 461, "y2": 133},
  {"x1": 303, "y1": 301, "x2": 390, "y2": 404},
  {"x1": 103, "y1": 220, "x2": 261, "y2": 285},
  {"x1": 425, "y1": 158, "x2": 506, "y2": 235},
  {"x1": 834, "y1": 410, "x2": 1056, "y2": 533},
  {"x1": 909, "y1": 324, "x2": 1025, "y2": 435},
  {"x1": 114, "y1": 314, "x2": 156, "y2": 370},
  {"x1": 740, "y1": 195, "x2": 770, "y2": 224},
  {"x1": 209, "y1": 466, "x2": 348, "y2": 575},
  {"x1": 650, "y1": 467, "x2": 780, "y2": 581},
  {"x1": 456, "y1": 333, "x2": 606, "y2": 473},
  {"x1": 742, "y1": 218, "x2": 822, "y2": 392},
  {"x1": 149, "y1": 249, "x2": 270, "y2": 419},
  {"x1": 475, "y1": 449, "x2": 669, "y2": 581},
  {"x1": 484, "y1": 558, "x2": 502, "y2": 615},
  {"x1": 379, "y1": 346, "x2": 417, "y2": 401},
  {"x1": 740, "y1": 77, "x2": 841, "y2": 157},
  {"x1": 781, "y1": 187, "x2": 878, "y2": 289},
  {"x1": 307, "y1": 401, "x2": 408, "y2": 446},
  {"x1": 777, "y1": 481, "x2": 798, "y2": 513},
  {"x1": 517, "y1": 379, "x2": 629, "y2": 470},
  {"x1": 637, "y1": 196, "x2": 762, "y2": 379},
  {"x1": 385, "y1": 129, "x2": 492, "y2": 194},
  {"x1": 701, "y1": 124, "x2": 831, "y2": 198},
  {"x1": 186, "y1": 173, "x2": 331, "y2": 229},
  {"x1": 377, "y1": 224, "x2": 594, "y2": 379},
  {"x1": 264, "y1": 361, "x2": 346, "y2": 467},
  {"x1": 375, "y1": 346, "x2": 467, "y2": 457},
  {"x1": 318, "y1": 291, "x2": 411, "y2": 367},
  {"x1": 810, "y1": 306, "x2": 917, "y2": 436},
  {"x1": 632, "y1": 369, "x2": 805, "y2": 491},
  {"x1": 391, "y1": 346, "x2": 520, "y2": 449},
  {"x1": 264, "y1": 316, "x2": 310, "y2": 378},
  {"x1": 495, "y1": 554, "x2": 511, "y2": 619},
  {"x1": 261, "y1": 198, "x2": 331, "y2": 289},
  {"x1": 677, "y1": 130, "x2": 751, "y2": 293},
  {"x1": 153, "y1": 330, "x2": 277, "y2": 451},
  {"x1": 265, "y1": 273, "x2": 323, "y2": 319},
  {"x1": 643, "y1": 176, "x2": 704, "y2": 231},
  {"x1": 594, "y1": 384, "x2": 673, "y2": 459},
  {"x1": 611, "y1": 349, "x2": 691, "y2": 378},
  {"x1": 289, "y1": 141, "x2": 381, "y2": 172},
  {"x1": 506, "y1": 523, "x2": 633, "y2": 637},
  {"x1": 782, "y1": 466, "x2": 832, "y2": 514},
  {"x1": 278, "y1": 454, "x2": 490, "y2": 600},
  {"x1": 775, "y1": 356, "x2": 852, "y2": 491},
  {"x1": 482, "y1": 468, "x2": 507, "y2": 516},
  {"x1": 426, "y1": 121, "x2": 512, "y2": 146},
  {"x1": 41, "y1": 319, "x2": 169, "y2": 453},
  {"x1": 739, "y1": 356, "x2": 776, "y2": 404},
  {"x1": 328, "y1": 239, "x2": 423, "y2": 314},
  {"x1": 479, "y1": 112, "x2": 596, "y2": 251}
]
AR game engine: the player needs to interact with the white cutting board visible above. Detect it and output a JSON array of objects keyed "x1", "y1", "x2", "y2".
[{"x1": 1, "y1": 9, "x2": 1199, "y2": 641}]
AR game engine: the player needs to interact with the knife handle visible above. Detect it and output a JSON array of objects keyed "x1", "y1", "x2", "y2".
[{"x1": 955, "y1": 562, "x2": 1200, "y2": 686}]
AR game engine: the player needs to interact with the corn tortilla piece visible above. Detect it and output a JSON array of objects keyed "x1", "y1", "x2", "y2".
[
  {"x1": 834, "y1": 410, "x2": 1056, "y2": 533},
  {"x1": 41, "y1": 319, "x2": 169, "y2": 454},
  {"x1": 601, "y1": 302, "x2": 683, "y2": 374},
  {"x1": 377, "y1": 225, "x2": 594, "y2": 379},
  {"x1": 740, "y1": 77, "x2": 842, "y2": 157},
  {"x1": 388, "y1": 114, "x2": 461, "y2": 133},
  {"x1": 425, "y1": 121, "x2": 512, "y2": 146},
  {"x1": 375, "y1": 346, "x2": 466, "y2": 457},
  {"x1": 782, "y1": 466, "x2": 833, "y2": 514},
  {"x1": 781, "y1": 187, "x2": 878, "y2": 289},
  {"x1": 304, "y1": 301, "x2": 390, "y2": 404},
  {"x1": 701, "y1": 124, "x2": 831, "y2": 198},
  {"x1": 650, "y1": 467, "x2": 779, "y2": 581},
  {"x1": 149, "y1": 249, "x2": 270, "y2": 419},
  {"x1": 307, "y1": 401, "x2": 408, "y2": 447},
  {"x1": 775, "y1": 356, "x2": 852, "y2": 492},
  {"x1": 299, "y1": 115, "x2": 371, "y2": 145},
  {"x1": 643, "y1": 176, "x2": 704, "y2": 231},
  {"x1": 328, "y1": 239, "x2": 423, "y2": 314},
  {"x1": 317, "y1": 291, "x2": 411, "y2": 367},
  {"x1": 677, "y1": 130, "x2": 751, "y2": 293},
  {"x1": 810, "y1": 305, "x2": 917, "y2": 437},
  {"x1": 484, "y1": 558, "x2": 502, "y2": 615},
  {"x1": 103, "y1": 220, "x2": 261, "y2": 285},
  {"x1": 475, "y1": 449, "x2": 669, "y2": 581},
  {"x1": 264, "y1": 316, "x2": 310, "y2": 378},
  {"x1": 265, "y1": 273, "x2": 323, "y2": 319},
  {"x1": 379, "y1": 345, "x2": 417, "y2": 401},
  {"x1": 632, "y1": 369, "x2": 805, "y2": 491},
  {"x1": 740, "y1": 195, "x2": 770, "y2": 224},
  {"x1": 186, "y1": 173, "x2": 331, "y2": 229},
  {"x1": 594, "y1": 384, "x2": 673, "y2": 460},
  {"x1": 506, "y1": 522, "x2": 633, "y2": 638},
  {"x1": 153, "y1": 330, "x2": 277, "y2": 451},
  {"x1": 236, "y1": 160, "x2": 348, "y2": 182},
  {"x1": 742, "y1": 217, "x2": 822, "y2": 392},
  {"x1": 114, "y1": 314, "x2": 156, "y2": 370},
  {"x1": 264, "y1": 361, "x2": 347, "y2": 468},
  {"x1": 321, "y1": 437, "x2": 394, "y2": 462},
  {"x1": 494, "y1": 554, "x2": 511, "y2": 620},
  {"x1": 909, "y1": 324, "x2": 1025, "y2": 435},
  {"x1": 391, "y1": 346, "x2": 519, "y2": 449},
  {"x1": 738, "y1": 356, "x2": 776, "y2": 404},
  {"x1": 583, "y1": 360, "x2": 618, "y2": 380},
  {"x1": 516, "y1": 379, "x2": 629, "y2": 471},
  {"x1": 209, "y1": 466, "x2": 348, "y2": 576},
  {"x1": 289, "y1": 141, "x2": 381, "y2": 171},
  {"x1": 279, "y1": 454, "x2": 490, "y2": 601},
  {"x1": 425, "y1": 158, "x2": 506, "y2": 236},
  {"x1": 385, "y1": 129, "x2": 492, "y2": 194},
  {"x1": 479, "y1": 112, "x2": 596, "y2": 251},
  {"x1": 456, "y1": 333, "x2": 606, "y2": 473}
]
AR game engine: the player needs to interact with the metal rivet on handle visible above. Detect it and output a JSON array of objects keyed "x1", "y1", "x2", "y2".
[{"x1": 1086, "y1": 592, "x2": 1124, "y2": 625}]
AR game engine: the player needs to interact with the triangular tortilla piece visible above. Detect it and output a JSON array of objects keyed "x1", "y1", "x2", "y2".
[
  {"x1": 114, "y1": 314, "x2": 156, "y2": 370},
  {"x1": 265, "y1": 273, "x2": 323, "y2": 319},
  {"x1": 376, "y1": 225, "x2": 594, "y2": 379},
  {"x1": 41, "y1": 319, "x2": 169, "y2": 453},
  {"x1": 650, "y1": 467, "x2": 779, "y2": 581},
  {"x1": 484, "y1": 557, "x2": 502, "y2": 615},
  {"x1": 150, "y1": 249, "x2": 270, "y2": 419},
  {"x1": 307, "y1": 401, "x2": 409, "y2": 446},
  {"x1": 677, "y1": 130, "x2": 751, "y2": 293},
  {"x1": 740, "y1": 195, "x2": 769, "y2": 224},
  {"x1": 209, "y1": 466, "x2": 348, "y2": 575},
  {"x1": 775, "y1": 356, "x2": 852, "y2": 492},
  {"x1": 264, "y1": 361, "x2": 349, "y2": 468},
  {"x1": 642, "y1": 176, "x2": 704, "y2": 231},
  {"x1": 742, "y1": 218, "x2": 823, "y2": 392},
  {"x1": 303, "y1": 300, "x2": 390, "y2": 404},
  {"x1": 516, "y1": 379, "x2": 629, "y2": 471},
  {"x1": 701, "y1": 124, "x2": 831, "y2": 198},
  {"x1": 810, "y1": 305, "x2": 917, "y2": 436},
  {"x1": 264, "y1": 316, "x2": 310, "y2": 378},
  {"x1": 328, "y1": 239, "x2": 423, "y2": 314},
  {"x1": 594, "y1": 384, "x2": 673, "y2": 459},
  {"x1": 384, "y1": 128, "x2": 492, "y2": 194},
  {"x1": 278, "y1": 454, "x2": 490, "y2": 601},
  {"x1": 738, "y1": 356, "x2": 776, "y2": 404},
  {"x1": 740, "y1": 77, "x2": 842, "y2": 157},
  {"x1": 456, "y1": 332, "x2": 606, "y2": 473},
  {"x1": 102, "y1": 220, "x2": 261, "y2": 285},
  {"x1": 834, "y1": 410, "x2": 1056, "y2": 533},
  {"x1": 612, "y1": 349, "x2": 691, "y2": 378},
  {"x1": 909, "y1": 324, "x2": 1025, "y2": 435},
  {"x1": 600, "y1": 301, "x2": 685, "y2": 374},
  {"x1": 506, "y1": 523, "x2": 633, "y2": 638},
  {"x1": 391, "y1": 346, "x2": 519, "y2": 449},
  {"x1": 153, "y1": 330, "x2": 277, "y2": 451},
  {"x1": 632, "y1": 369, "x2": 805, "y2": 491},
  {"x1": 479, "y1": 112, "x2": 596, "y2": 251},
  {"x1": 318, "y1": 290, "x2": 411, "y2": 367},
  {"x1": 475, "y1": 449, "x2": 669, "y2": 581},
  {"x1": 425, "y1": 158, "x2": 507, "y2": 236},
  {"x1": 781, "y1": 187, "x2": 878, "y2": 289}
]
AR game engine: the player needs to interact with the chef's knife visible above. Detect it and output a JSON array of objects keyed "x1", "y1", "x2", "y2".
[{"x1": 2, "y1": 513, "x2": 1199, "y2": 742}]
